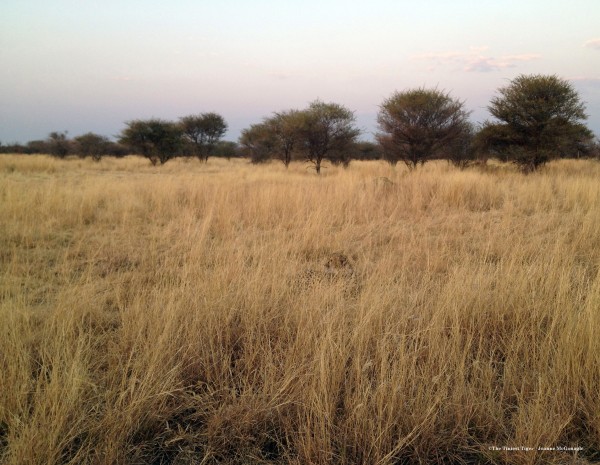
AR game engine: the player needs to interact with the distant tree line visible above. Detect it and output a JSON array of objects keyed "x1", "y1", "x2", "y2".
[
  {"x1": 0, "y1": 132, "x2": 130, "y2": 159},
  {"x1": 1, "y1": 74, "x2": 598, "y2": 172}
]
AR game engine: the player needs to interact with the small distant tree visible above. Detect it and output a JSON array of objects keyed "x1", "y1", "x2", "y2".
[
  {"x1": 484, "y1": 74, "x2": 593, "y2": 172},
  {"x1": 0, "y1": 141, "x2": 16, "y2": 154},
  {"x1": 473, "y1": 123, "x2": 512, "y2": 163},
  {"x1": 266, "y1": 110, "x2": 303, "y2": 168},
  {"x1": 564, "y1": 134, "x2": 598, "y2": 159},
  {"x1": 180, "y1": 112, "x2": 227, "y2": 162},
  {"x1": 444, "y1": 122, "x2": 478, "y2": 169},
  {"x1": 0, "y1": 141, "x2": 17, "y2": 154},
  {"x1": 213, "y1": 141, "x2": 240, "y2": 160},
  {"x1": 327, "y1": 152, "x2": 352, "y2": 168},
  {"x1": 239, "y1": 122, "x2": 276, "y2": 164},
  {"x1": 47, "y1": 131, "x2": 71, "y2": 158},
  {"x1": 74, "y1": 132, "x2": 110, "y2": 161},
  {"x1": 239, "y1": 110, "x2": 303, "y2": 167},
  {"x1": 26, "y1": 140, "x2": 50, "y2": 154},
  {"x1": 119, "y1": 119, "x2": 182, "y2": 165},
  {"x1": 297, "y1": 100, "x2": 360, "y2": 174},
  {"x1": 1, "y1": 143, "x2": 28, "y2": 154},
  {"x1": 105, "y1": 141, "x2": 129, "y2": 158},
  {"x1": 351, "y1": 141, "x2": 382, "y2": 161},
  {"x1": 590, "y1": 138, "x2": 600, "y2": 160},
  {"x1": 377, "y1": 88, "x2": 471, "y2": 169}
]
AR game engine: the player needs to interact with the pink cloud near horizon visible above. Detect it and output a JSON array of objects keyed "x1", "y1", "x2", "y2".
[
  {"x1": 413, "y1": 49, "x2": 541, "y2": 72},
  {"x1": 584, "y1": 39, "x2": 600, "y2": 50}
]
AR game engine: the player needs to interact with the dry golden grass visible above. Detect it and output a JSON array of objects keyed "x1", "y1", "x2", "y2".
[{"x1": 1, "y1": 155, "x2": 599, "y2": 465}]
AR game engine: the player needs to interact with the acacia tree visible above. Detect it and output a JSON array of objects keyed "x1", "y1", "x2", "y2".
[
  {"x1": 239, "y1": 122, "x2": 277, "y2": 164},
  {"x1": 592, "y1": 138, "x2": 600, "y2": 160},
  {"x1": 74, "y1": 132, "x2": 110, "y2": 161},
  {"x1": 180, "y1": 112, "x2": 227, "y2": 162},
  {"x1": 483, "y1": 74, "x2": 593, "y2": 172},
  {"x1": 377, "y1": 88, "x2": 471, "y2": 169},
  {"x1": 119, "y1": 119, "x2": 182, "y2": 165},
  {"x1": 265, "y1": 110, "x2": 303, "y2": 168},
  {"x1": 47, "y1": 131, "x2": 71, "y2": 158},
  {"x1": 444, "y1": 122, "x2": 478, "y2": 169},
  {"x1": 351, "y1": 141, "x2": 383, "y2": 161},
  {"x1": 213, "y1": 141, "x2": 239, "y2": 160},
  {"x1": 297, "y1": 100, "x2": 360, "y2": 174},
  {"x1": 238, "y1": 110, "x2": 303, "y2": 167},
  {"x1": 26, "y1": 140, "x2": 50, "y2": 154}
]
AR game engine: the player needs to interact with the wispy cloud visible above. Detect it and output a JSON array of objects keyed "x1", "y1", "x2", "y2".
[
  {"x1": 412, "y1": 48, "x2": 540, "y2": 72},
  {"x1": 584, "y1": 38, "x2": 600, "y2": 50}
]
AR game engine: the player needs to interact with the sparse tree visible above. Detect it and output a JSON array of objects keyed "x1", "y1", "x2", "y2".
[
  {"x1": 350, "y1": 141, "x2": 382, "y2": 161},
  {"x1": 239, "y1": 110, "x2": 303, "y2": 167},
  {"x1": 180, "y1": 112, "x2": 227, "y2": 162},
  {"x1": 213, "y1": 141, "x2": 240, "y2": 160},
  {"x1": 590, "y1": 138, "x2": 600, "y2": 160},
  {"x1": 26, "y1": 140, "x2": 50, "y2": 154},
  {"x1": 483, "y1": 74, "x2": 593, "y2": 172},
  {"x1": 47, "y1": 131, "x2": 71, "y2": 158},
  {"x1": 105, "y1": 141, "x2": 129, "y2": 158},
  {"x1": 474, "y1": 123, "x2": 505, "y2": 163},
  {"x1": 297, "y1": 100, "x2": 360, "y2": 174},
  {"x1": 267, "y1": 110, "x2": 303, "y2": 168},
  {"x1": 377, "y1": 88, "x2": 471, "y2": 169},
  {"x1": 239, "y1": 122, "x2": 277, "y2": 164},
  {"x1": 1, "y1": 143, "x2": 28, "y2": 154},
  {"x1": 74, "y1": 132, "x2": 110, "y2": 161},
  {"x1": 444, "y1": 122, "x2": 478, "y2": 169},
  {"x1": 119, "y1": 119, "x2": 182, "y2": 165}
]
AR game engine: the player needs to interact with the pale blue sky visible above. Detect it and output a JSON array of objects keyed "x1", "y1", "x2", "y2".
[{"x1": 1, "y1": 0, "x2": 599, "y2": 143}]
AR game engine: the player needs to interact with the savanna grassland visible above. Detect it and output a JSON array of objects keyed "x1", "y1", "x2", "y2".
[{"x1": 1, "y1": 155, "x2": 599, "y2": 465}]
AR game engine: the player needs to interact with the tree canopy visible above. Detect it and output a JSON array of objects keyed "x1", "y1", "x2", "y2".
[
  {"x1": 180, "y1": 113, "x2": 228, "y2": 162},
  {"x1": 239, "y1": 122, "x2": 278, "y2": 164},
  {"x1": 482, "y1": 74, "x2": 593, "y2": 171},
  {"x1": 237, "y1": 102, "x2": 360, "y2": 172},
  {"x1": 297, "y1": 101, "x2": 360, "y2": 174},
  {"x1": 377, "y1": 88, "x2": 471, "y2": 169},
  {"x1": 267, "y1": 110, "x2": 304, "y2": 168},
  {"x1": 47, "y1": 131, "x2": 70, "y2": 158},
  {"x1": 74, "y1": 132, "x2": 110, "y2": 161},
  {"x1": 119, "y1": 119, "x2": 182, "y2": 165}
]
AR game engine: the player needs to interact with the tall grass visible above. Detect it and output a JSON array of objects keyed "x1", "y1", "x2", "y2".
[{"x1": 1, "y1": 155, "x2": 599, "y2": 464}]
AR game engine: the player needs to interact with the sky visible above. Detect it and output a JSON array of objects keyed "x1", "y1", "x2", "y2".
[{"x1": 1, "y1": 0, "x2": 599, "y2": 144}]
